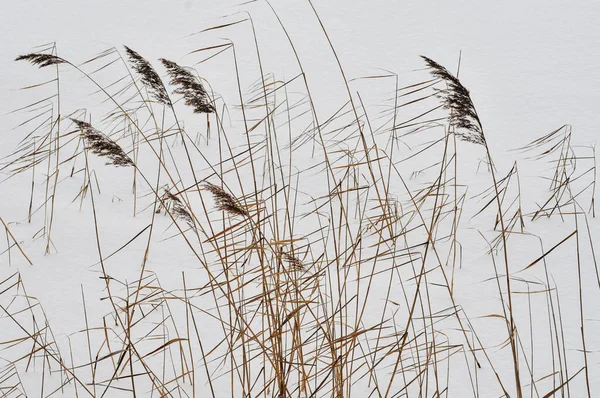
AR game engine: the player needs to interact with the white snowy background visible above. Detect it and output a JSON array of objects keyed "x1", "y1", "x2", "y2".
[{"x1": 1, "y1": 1, "x2": 599, "y2": 397}]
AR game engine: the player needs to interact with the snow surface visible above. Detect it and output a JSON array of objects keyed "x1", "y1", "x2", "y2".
[{"x1": 1, "y1": 1, "x2": 599, "y2": 397}]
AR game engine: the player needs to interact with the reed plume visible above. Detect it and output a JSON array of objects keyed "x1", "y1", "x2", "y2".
[
  {"x1": 423, "y1": 55, "x2": 526, "y2": 397},
  {"x1": 160, "y1": 59, "x2": 215, "y2": 114},
  {"x1": 124, "y1": 46, "x2": 171, "y2": 106},
  {"x1": 282, "y1": 251, "x2": 303, "y2": 270},
  {"x1": 15, "y1": 53, "x2": 66, "y2": 68},
  {"x1": 202, "y1": 182, "x2": 248, "y2": 217},
  {"x1": 160, "y1": 188, "x2": 195, "y2": 228},
  {"x1": 421, "y1": 56, "x2": 485, "y2": 145},
  {"x1": 72, "y1": 119, "x2": 133, "y2": 167}
]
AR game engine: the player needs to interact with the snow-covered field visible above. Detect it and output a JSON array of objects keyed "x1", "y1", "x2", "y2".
[{"x1": 1, "y1": 1, "x2": 599, "y2": 397}]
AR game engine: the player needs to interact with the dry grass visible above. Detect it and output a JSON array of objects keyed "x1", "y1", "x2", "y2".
[{"x1": 0, "y1": 4, "x2": 598, "y2": 398}]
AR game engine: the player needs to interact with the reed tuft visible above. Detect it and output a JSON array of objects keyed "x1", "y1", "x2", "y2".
[
  {"x1": 160, "y1": 188, "x2": 195, "y2": 228},
  {"x1": 72, "y1": 119, "x2": 134, "y2": 167},
  {"x1": 15, "y1": 53, "x2": 66, "y2": 68},
  {"x1": 124, "y1": 46, "x2": 171, "y2": 106},
  {"x1": 421, "y1": 56, "x2": 485, "y2": 145},
  {"x1": 282, "y1": 251, "x2": 303, "y2": 269},
  {"x1": 202, "y1": 182, "x2": 248, "y2": 217},
  {"x1": 160, "y1": 58, "x2": 215, "y2": 114}
]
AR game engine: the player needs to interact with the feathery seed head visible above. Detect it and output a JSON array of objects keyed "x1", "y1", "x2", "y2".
[{"x1": 160, "y1": 58, "x2": 215, "y2": 114}]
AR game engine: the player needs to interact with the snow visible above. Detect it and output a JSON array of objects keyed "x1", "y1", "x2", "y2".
[{"x1": 1, "y1": 1, "x2": 599, "y2": 397}]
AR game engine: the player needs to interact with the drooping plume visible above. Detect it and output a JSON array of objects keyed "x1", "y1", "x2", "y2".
[
  {"x1": 15, "y1": 53, "x2": 67, "y2": 68},
  {"x1": 421, "y1": 56, "x2": 485, "y2": 145},
  {"x1": 202, "y1": 182, "x2": 248, "y2": 217},
  {"x1": 72, "y1": 119, "x2": 133, "y2": 167},
  {"x1": 282, "y1": 251, "x2": 303, "y2": 270},
  {"x1": 124, "y1": 46, "x2": 171, "y2": 106},
  {"x1": 160, "y1": 59, "x2": 215, "y2": 114},
  {"x1": 159, "y1": 188, "x2": 195, "y2": 229}
]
